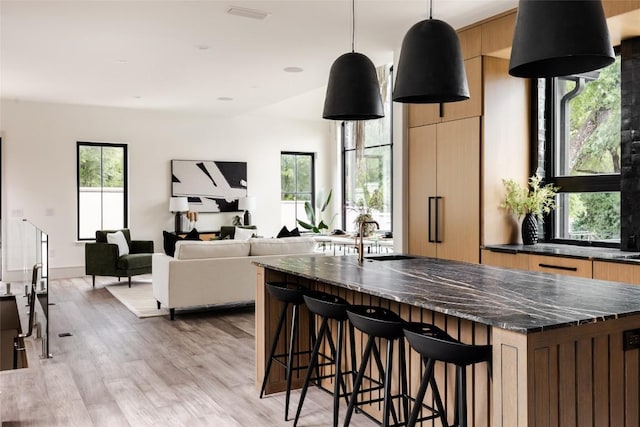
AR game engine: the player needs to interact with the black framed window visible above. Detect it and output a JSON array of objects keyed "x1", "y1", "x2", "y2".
[
  {"x1": 341, "y1": 65, "x2": 393, "y2": 233},
  {"x1": 537, "y1": 54, "x2": 621, "y2": 246},
  {"x1": 77, "y1": 142, "x2": 128, "y2": 240},
  {"x1": 280, "y1": 152, "x2": 315, "y2": 229}
]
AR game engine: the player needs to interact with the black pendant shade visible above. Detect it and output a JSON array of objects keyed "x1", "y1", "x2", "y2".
[
  {"x1": 393, "y1": 19, "x2": 469, "y2": 104},
  {"x1": 509, "y1": 0, "x2": 614, "y2": 78},
  {"x1": 323, "y1": 52, "x2": 384, "y2": 120}
]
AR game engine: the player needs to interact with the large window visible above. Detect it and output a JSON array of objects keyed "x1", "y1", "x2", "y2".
[
  {"x1": 342, "y1": 65, "x2": 393, "y2": 232},
  {"x1": 538, "y1": 55, "x2": 621, "y2": 244},
  {"x1": 280, "y1": 152, "x2": 315, "y2": 229},
  {"x1": 77, "y1": 142, "x2": 127, "y2": 240}
]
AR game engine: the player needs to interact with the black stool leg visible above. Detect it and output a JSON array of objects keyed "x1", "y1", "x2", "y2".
[
  {"x1": 399, "y1": 338, "x2": 409, "y2": 424},
  {"x1": 285, "y1": 304, "x2": 300, "y2": 421},
  {"x1": 407, "y1": 358, "x2": 435, "y2": 427},
  {"x1": 455, "y1": 366, "x2": 468, "y2": 427},
  {"x1": 343, "y1": 335, "x2": 375, "y2": 427},
  {"x1": 382, "y1": 340, "x2": 394, "y2": 427},
  {"x1": 259, "y1": 302, "x2": 288, "y2": 398},
  {"x1": 333, "y1": 320, "x2": 344, "y2": 427},
  {"x1": 348, "y1": 323, "x2": 358, "y2": 408},
  {"x1": 293, "y1": 317, "x2": 329, "y2": 427}
]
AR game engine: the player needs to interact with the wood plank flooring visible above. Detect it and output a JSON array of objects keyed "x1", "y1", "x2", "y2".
[{"x1": 0, "y1": 276, "x2": 374, "y2": 426}]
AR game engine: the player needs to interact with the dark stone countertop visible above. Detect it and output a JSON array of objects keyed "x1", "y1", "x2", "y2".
[
  {"x1": 254, "y1": 254, "x2": 640, "y2": 334},
  {"x1": 484, "y1": 243, "x2": 640, "y2": 263}
]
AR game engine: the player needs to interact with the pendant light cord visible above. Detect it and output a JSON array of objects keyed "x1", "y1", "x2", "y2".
[
  {"x1": 351, "y1": 0, "x2": 355, "y2": 52},
  {"x1": 429, "y1": 0, "x2": 433, "y2": 19}
]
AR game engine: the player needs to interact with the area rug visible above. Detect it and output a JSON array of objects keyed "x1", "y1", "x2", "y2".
[{"x1": 105, "y1": 282, "x2": 169, "y2": 318}]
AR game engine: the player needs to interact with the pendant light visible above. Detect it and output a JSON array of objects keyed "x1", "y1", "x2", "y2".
[
  {"x1": 509, "y1": 0, "x2": 614, "y2": 78},
  {"x1": 322, "y1": 0, "x2": 384, "y2": 120},
  {"x1": 393, "y1": 0, "x2": 469, "y2": 104}
]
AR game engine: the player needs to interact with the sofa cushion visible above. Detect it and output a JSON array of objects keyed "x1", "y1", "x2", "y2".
[
  {"x1": 174, "y1": 240, "x2": 251, "y2": 260},
  {"x1": 249, "y1": 237, "x2": 316, "y2": 256},
  {"x1": 117, "y1": 253, "x2": 152, "y2": 270}
]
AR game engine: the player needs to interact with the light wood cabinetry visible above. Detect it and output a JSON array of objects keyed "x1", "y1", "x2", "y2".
[
  {"x1": 408, "y1": 125, "x2": 437, "y2": 258},
  {"x1": 481, "y1": 249, "x2": 529, "y2": 271},
  {"x1": 528, "y1": 254, "x2": 593, "y2": 278},
  {"x1": 593, "y1": 260, "x2": 640, "y2": 285},
  {"x1": 408, "y1": 117, "x2": 480, "y2": 264},
  {"x1": 407, "y1": 57, "x2": 483, "y2": 128}
]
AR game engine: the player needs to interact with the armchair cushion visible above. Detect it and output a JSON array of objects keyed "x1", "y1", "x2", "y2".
[{"x1": 117, "y1": 253, "x2": 153, "y2": 270}]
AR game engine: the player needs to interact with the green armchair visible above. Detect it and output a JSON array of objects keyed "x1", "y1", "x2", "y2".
[{"x1": 85, "y1": 229, "x2": 154, "y2": 288}]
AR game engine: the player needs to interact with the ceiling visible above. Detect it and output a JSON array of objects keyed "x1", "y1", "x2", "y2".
[{"x1": 0, "y1": 0, "x2": 518, "y2": 118}]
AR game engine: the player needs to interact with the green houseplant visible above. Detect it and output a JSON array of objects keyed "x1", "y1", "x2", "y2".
[
  {"x1": 501, "y1": 175, "x2": 559, "y2": 244},
  {"x1": 297, "y1": 190, "x2": 336, "y2": 234}
]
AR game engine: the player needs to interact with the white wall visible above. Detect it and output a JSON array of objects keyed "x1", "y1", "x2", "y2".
[{"x1": 0, "y1": 96, "x2": 333, "y2": 279}]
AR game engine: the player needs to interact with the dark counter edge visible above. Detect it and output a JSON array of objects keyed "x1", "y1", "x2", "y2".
[
  {"x1": 484, "y1": 244, "x2": 640, "y2": 264},
  {"x1": 253, "y1": 260, "x2": 638, "y2": 335}
]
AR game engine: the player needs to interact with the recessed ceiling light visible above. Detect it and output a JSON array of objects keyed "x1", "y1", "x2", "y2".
[
  {"x1": 133, "y1": 96, "x2": 142, "y2": 99},
  {"x1": 218, "y1": 97, "x2": 233, "y2": 101},
  {"x1": 196, "y1": 45, "x2": 210, "y2": 50},
  {"x1": 227, "y1": 6, "x2": 270, "y2": 20},
  {"x1": 284, "y1": 67, "x2": 304, "y2": 73},
  {"x1": 116, "y1": 59, "x2": 129, "y2": 64}
]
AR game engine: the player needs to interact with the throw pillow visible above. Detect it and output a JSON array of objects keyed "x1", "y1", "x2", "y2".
[
  {"x1": 277, "y1": 226, "x2": 290, "y2": 238},
  {"x1": 289, "y1": 227, "x2": 301, "y2": 236},
  {"x1": 234, "y1": 226, "x2": 255, "y2": 240},
  {"x1": 107, "y1": 230, "x2": 130, "y2": 256},
  {"x1": 162, "y1": 229, "x2": 201, "y2": 257}
]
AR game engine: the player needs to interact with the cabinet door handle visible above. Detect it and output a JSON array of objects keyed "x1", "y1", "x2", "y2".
[
  {"x1": 435, "y1": 196, "x2": 443, "y2": 243},
  {"x1": 428, "y1": 197, "x2": 435, "y2": 243},
  {"x1": 538, "y1": 263, "x2": 578, "y2": 272}
]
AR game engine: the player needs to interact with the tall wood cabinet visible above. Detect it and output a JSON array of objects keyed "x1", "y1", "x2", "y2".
[{"x1": 408, "y1": 117, "x2": 480, "y2": 263}]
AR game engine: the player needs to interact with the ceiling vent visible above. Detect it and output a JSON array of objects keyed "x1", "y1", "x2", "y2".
[{"x1": 227, "y1": 6, "x2": 270, "y2": 20}]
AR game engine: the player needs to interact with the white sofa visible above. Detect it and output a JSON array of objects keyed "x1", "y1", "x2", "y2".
[{"x1": 152, "y1": 237, "x2": 318, "y2": 320}]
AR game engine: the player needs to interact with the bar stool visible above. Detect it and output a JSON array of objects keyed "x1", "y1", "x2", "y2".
[
  {"x1": 293, "y1": 291, "x2": 358, "y2": 427},
  {"x1": 343, "y1": 305, "x2": 409, "y2": 427},
  {"x1": 259, "y1": 281, "x2": 316, "y2": 421},
  {"x1": 403, "y1": 322, "x2": 492, "y2": 427}
]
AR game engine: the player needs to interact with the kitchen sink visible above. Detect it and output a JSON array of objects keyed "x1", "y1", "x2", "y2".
[{"x1": 365, "y1": 255, "x2": 417, "y2": 261}]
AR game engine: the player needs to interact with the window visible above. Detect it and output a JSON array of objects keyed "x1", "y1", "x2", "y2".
[
  {"x1": 280, "y1": 152, "x2": 315, "y2": 229},
  {"x1": 538, "y1": 55, "x2": 621, "y2": 245},
  {"x1": 342, "y1": 65, "x2": 393, "y2": 232},
  {"x1": 77, "y1": 142, "x2": 128, "y2": 240}
]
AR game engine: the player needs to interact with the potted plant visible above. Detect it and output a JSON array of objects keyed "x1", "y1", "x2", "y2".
[
  {"x1": 500, "y1": 175, "x2": 559, "y2": 245},
  {"x1": 352, "y1": 186, "x2": 384, "y2": 237},
  {"x1": 297, "y1": 190, "x2": 336, "y2": 234}
]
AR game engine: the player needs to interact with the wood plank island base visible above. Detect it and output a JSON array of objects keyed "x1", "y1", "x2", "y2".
[{"x1": 254, "y1": 255, "x2": 640, "y2": 427}]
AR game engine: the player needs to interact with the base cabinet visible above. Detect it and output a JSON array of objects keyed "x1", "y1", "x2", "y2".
[{"x1": 593, "y1": 260, "x2": 640, "y2": 285}]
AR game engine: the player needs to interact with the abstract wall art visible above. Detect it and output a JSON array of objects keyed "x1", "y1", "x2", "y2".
[{"x1": 171, "y1": 160, "x2": 247, "y2": 212}]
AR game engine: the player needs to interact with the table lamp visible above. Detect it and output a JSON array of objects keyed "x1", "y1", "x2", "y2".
[
  {"x1": 238, "y1": 196, "x2": 256, "y2": 226},
  {"x1": 169, "y1": 197, "x2": 189, "y2": 233}
]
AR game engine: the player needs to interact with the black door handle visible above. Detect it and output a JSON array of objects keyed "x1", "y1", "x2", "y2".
[
  {"x1": 435, "y1": 196, "x2": 443, "y2": 243},
  {"x1": 428, "y1": 197, "x2": 435, "y2": 243}
]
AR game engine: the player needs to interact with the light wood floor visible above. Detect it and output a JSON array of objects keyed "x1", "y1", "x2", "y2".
[{"x1": 0, "y1": 276, "x2": 374, "y2": 426}]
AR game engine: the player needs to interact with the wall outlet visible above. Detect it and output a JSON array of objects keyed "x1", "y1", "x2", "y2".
[{"x1": 623, "y1": 328, "x2": 640, "y2": 351}]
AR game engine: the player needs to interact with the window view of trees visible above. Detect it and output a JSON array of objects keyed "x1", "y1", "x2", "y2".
[
  {"x1": 343, "y1": 66, "x2": 393, "y2": 232},
  {"x1": 77, "y1": 143, "x2": 127, "y2": 240},
  {"x1": 550, "y1": 56, "x2": 621, "y2": 242},
  {"x1": 280, "y1": 152, "x2": 314, "y2": 229}
]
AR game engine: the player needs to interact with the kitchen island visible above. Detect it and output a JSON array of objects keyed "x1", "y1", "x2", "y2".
[{"x1": 254, "y1": 255, "x2": 640, "y2": 426}]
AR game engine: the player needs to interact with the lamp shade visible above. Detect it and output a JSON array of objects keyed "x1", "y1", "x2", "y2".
[
  {"x1": 323, "y1": 52, "x2": 385, "y2": 120},
  {"x1": 238, "y1": 196, "x2": 256, "y2": 211},
  {"x1": 393, "y1": 19, "x2": 469, "y2": 104},
  {"x1": 169, "y1": 197, "x2": 189, "y2": 213},
  {"x1": 509, "y1": 0, "x2": 614, "y2": 78}
]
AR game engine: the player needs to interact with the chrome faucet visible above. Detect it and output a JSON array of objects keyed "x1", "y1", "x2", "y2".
[{"x1": 358, "y1": 220, "x2": 379, "y2": 264}]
